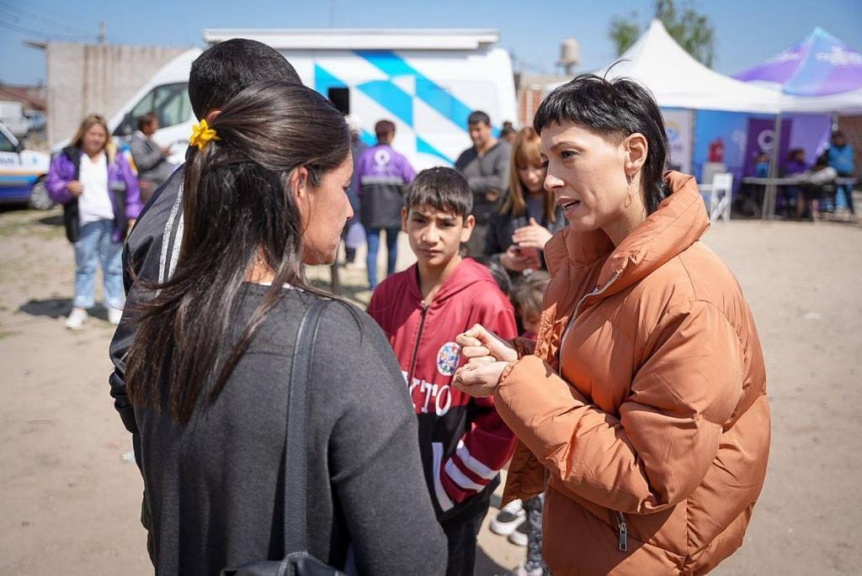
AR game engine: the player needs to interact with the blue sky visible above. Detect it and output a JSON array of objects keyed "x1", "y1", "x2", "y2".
[{"x1": 1, "y1": 0, "x2": 861, "y2": 85}]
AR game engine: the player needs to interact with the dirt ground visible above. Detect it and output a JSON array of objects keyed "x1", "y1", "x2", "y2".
[{"x1": 1, "y1": 204, "x2": 860, "y2": 575}]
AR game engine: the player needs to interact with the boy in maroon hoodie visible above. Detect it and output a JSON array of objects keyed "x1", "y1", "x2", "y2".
[{"x1": 368, "y1": 167, "x2": 518, "y2": 576}]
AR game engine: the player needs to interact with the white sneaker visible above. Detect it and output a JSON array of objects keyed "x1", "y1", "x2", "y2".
[
  {"x1": 490, "y1": 499, "x2": 525, "y2": 536},
  {"x1": 107, "y1": 306, "x2": 123, "y2": 325},
  {"x1": 65, "y1": 307, "x2": 89, "y2": 330},
  {"x1": 508, "y1": 518, "x2": 529, "y2": 547}
]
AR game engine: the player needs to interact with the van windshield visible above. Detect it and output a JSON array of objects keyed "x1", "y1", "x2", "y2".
[
  {"x1": 0, "y1": 128, "x2": 16, "y2": 153},
  {"x1": 114, "y1": 82, "x2": 192, "y2": 136}
]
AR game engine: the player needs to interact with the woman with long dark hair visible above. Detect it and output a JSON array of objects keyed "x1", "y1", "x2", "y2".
[
  {"x1": 454, "y1": 74, "x2": 770, "y2": 575},
  {"x1": 126, "y1": 81, "x2": 446, "y2": 575}
]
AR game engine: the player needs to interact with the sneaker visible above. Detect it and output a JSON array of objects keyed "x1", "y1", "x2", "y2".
[
  {"x1": 490, "y1": 499, "x2": 525, "y2": 536},
  {"x1": 65, "y1": 307, "x2": 89, "y2": 330},
  {"x1": 508, "y1": 518, "x2": 528, "y2": 547},
  {"x1": 107, "y1": 306, "x2": 123, "y2": 325}
]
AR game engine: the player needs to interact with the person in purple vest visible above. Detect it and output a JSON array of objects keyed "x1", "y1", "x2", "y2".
[{"x1": 356, "y1": 119, "x2": 416, "y2": 290}]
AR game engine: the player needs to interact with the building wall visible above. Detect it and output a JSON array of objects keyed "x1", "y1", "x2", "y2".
[
  {"x1": 46, "y1": 43, "x2": 190, "y2": 145},
  {"x1": 515, "y1": 74, "x2": 570, "y2": 128},
  {"x1": 517, "y1": 87, "x2": 545, "y2": 128}
]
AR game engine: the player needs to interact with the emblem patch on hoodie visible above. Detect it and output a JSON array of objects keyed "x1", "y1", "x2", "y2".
[{"x1": 436, "y1": 342, "x2": 461, "y2": 376}]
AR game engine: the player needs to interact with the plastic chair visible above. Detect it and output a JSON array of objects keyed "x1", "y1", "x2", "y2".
[{"x1": 708, "y1": 173, "x2": 734, "y2": 223}]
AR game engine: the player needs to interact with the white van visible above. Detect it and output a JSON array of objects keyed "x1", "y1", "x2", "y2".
[
  {"x1": 106, "y1": 30, "x2": 518, "y2": 170},
  {"x1": 0, "y1": 101, "x2": 31, "y2": 139}
]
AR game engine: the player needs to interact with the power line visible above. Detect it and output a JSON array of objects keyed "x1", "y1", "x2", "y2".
[
  {"x1": 0, "y1": 1, "x2": 91, "y2": 36},
  {"x1": 0, "y1": 19, "x2": 97, "y2": 41}
]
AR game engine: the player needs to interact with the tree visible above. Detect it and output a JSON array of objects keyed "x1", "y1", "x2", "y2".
[
  {"x1": 609, "y1": 13, "x2": 641, "y2": 60},
  {"x1": 609, "y1": 0, "x2": 716, "y2": 67}
]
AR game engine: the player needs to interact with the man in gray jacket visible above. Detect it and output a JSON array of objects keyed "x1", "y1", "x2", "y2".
[{"x1": 455, "y1": 110, "x2": 511, "y2": 257}]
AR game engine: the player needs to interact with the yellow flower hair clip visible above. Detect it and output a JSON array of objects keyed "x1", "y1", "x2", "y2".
[{"x1": 189, "y1": 119, "x2": 220, "y2": 150}]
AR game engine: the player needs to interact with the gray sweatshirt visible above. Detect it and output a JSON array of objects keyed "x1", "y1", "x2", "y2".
[
  {"x1": 455, "y1": 140, "x2": 512, "y2": 223},
  {"x1": 135, "y1": 286, "x2": 447, "y2": 575}
]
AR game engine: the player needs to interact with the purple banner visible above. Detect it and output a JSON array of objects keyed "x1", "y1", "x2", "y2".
[
  {"x1": 744, "y1": 118, "x2": 791, "y2": 177},
  {"x1": 786, "y1": 115, "x2": 832, "y2": 169}
]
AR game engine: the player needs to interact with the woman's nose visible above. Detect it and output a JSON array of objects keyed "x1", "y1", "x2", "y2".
[{"x1": 544, "y1": 172, "x2": 562, "y2": 192}]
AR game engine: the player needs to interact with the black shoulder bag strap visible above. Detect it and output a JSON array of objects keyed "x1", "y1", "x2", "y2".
[
  {"x1": 284, "y1": 297, "x2": 328, "y2": 552},
  {"x1": 222, "y1": 297, "x2": 343, "y2": 576}
]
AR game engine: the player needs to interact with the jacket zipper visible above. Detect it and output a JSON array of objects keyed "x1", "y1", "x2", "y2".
[
  {"x1": 407, "y1": 303, "x2": 429, "y2": 382},
  {"x1": 614, "y1": 511, "x2": 628, "y2": 552},
  {"x1": 557, "y1": 269, "x2": 622, "y2": 366},
  {"x1": 558, "y1": 269, "x2": 627, "y2": 553}
]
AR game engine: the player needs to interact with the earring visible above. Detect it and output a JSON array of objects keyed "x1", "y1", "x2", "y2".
[{"x1": 624, "y1": 173, "x2": 634, "y2": 208}]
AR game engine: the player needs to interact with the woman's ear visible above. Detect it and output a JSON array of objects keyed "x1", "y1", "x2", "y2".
[
  {"x1": 624, "y1": 133, "x2": 648, "y2": 174},
  {"x1": 290, "y1": 166, "x2": 309, "y2": 202}
]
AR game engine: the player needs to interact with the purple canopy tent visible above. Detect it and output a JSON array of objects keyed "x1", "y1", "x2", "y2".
[
  {"x1": 734, "y1": 27, "x2": 862, "y2": 96},
  {"x1": 734, "y1": 28, "x2": 862, "y2": 218}
]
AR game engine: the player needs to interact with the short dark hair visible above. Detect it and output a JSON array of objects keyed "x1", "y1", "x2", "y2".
[
  {"x1": 188, "y1": 38, "x2": 302, "y2": 119},
  {"x1": 136, "y1": 112, "x2": 157, "y2": 131},
  {"x1": 467, "y1": 110, "x2": 491, "y2": 126},
  {"x1": 405, "y1": 167, "x2": 472, "y2": 218},
  {"x1": 533, "y1": 73, "x2": 669, "y2": 214},
  {"x1": 375, "y1": 119, "x2": 396, "y2": 139}
]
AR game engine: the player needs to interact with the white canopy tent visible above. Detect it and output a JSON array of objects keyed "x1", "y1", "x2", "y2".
[
  {"x1": 543, "y1": 20, "x2": 854, "y2": 219},
  {"x1": 780, "y1": 89, "x2": 862, "y2": 115},
  {"x1": 546, "y1": 20, "x2": 782, "y2": 113}
]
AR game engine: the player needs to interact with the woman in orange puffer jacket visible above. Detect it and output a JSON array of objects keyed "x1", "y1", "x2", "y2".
[{"x1": 454, "y1": 74, "x2": 770, "y2": 576}]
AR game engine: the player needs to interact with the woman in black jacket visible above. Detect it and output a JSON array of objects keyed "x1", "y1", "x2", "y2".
[{"x1": 125, "y1": 81, "x2": 447, "y2": 576}]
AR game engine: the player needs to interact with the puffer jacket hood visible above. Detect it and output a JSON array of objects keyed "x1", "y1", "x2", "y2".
[
  {"x1": 544, "y1": 171, "x2": 709, "y2": 294},
  {"x1": 497, "y1": 171, "x2": 770, "y2": 575}
]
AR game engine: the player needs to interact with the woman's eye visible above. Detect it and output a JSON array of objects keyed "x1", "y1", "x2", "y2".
[{"x1": 560, "y1": 150, "x2": 577, "y2": 160}]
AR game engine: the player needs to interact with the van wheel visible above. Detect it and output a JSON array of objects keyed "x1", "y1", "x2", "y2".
[{"x1": 28, "y1": 178, "x2": 53, "y2": 210}]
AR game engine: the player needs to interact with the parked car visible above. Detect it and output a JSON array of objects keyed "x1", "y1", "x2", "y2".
[
  {"x1": 25, "y1": 110, "x2": 46, "y2": 133},
  {"x1": 0, "y1": 122, "x2": 52, "y2": 209}
]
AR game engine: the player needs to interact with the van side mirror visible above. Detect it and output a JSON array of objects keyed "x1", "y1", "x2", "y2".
[{"x1": 113, "y1": 113, "x2": 135, "y2": 137}]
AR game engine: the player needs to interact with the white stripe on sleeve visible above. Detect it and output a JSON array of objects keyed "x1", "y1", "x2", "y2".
[
  {"x1": 455, "y1": 439, "x2": 497, "y2": 480},
  {"x1": 444, "y1": 458, "x2": 485, "y2": 492},
  {"x1": 432, "y1": 442, "x2": 454, "y2": 512}
]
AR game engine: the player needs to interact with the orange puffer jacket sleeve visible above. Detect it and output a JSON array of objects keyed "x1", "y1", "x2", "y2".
[{"x1": 495, "y1": 297, "x2": 743, "y2": 514}]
